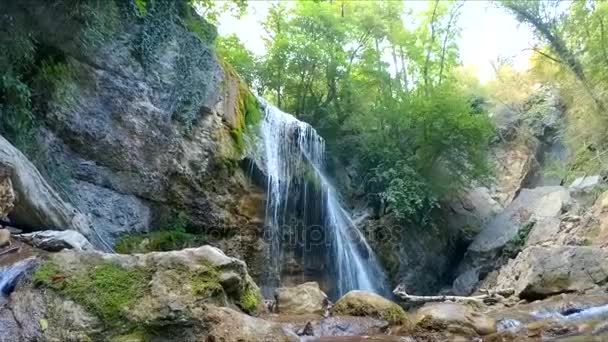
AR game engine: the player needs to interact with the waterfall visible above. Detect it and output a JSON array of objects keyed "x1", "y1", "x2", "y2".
[{"x1": 257, "y1": 98, "x2": 388, "y2": 298}]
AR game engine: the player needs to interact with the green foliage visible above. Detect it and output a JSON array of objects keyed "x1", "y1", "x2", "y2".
[
  {"x1": 115, "y1": 212, "x2": 204, "y2": 253},
  {"x1": 238, "y1": 284, "x2": 261, "y2": 313},
  {"x1": 188, "y1": 260, "x2": 222, "y2": 297},
  {"x1": 215, "y1": 34, "x2": 256, "y2": 84},
  {"x1": 183, "y1": 9, "x2": 218, "y2": 43},
  {"x1": 505, "y1": 220, "x2": 536, "y2": 256},
  {"x1": 34, "y1": 260, "x2": 150, "y2": 329},
  {"x1": 244, "y1": 1, "x2": 493, "y2": 225}
]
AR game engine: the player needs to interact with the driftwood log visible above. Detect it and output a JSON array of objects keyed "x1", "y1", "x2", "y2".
[{"x1": 393, "y1": 285, "x2": 514, "y2": 305}]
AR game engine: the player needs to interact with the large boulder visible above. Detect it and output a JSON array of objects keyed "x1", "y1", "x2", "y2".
[
  {"x1": 456, "y1": 186, "x2": 571, "y2": 290},
  {"x1": 203, "y1": 305, "x2": 289, "y2": 342},
  {"x1": 494, "y1": 246, "x2": 608, "y2": 300},
  {"x1": 0, "y1": 135, "x2": 103, "y2": 248},
  {"x1": 331, "y1": 290, "x2": 408, "y2": 325},
  {"x1": 274, "y1": 282, "x2": 328, "y2": 315},
  {"x1": 0, "y1": 245, "x2": 267, "y2": 341},
  {"x1": 414, "y1": 302, "x2": 496, "y2": 336}
]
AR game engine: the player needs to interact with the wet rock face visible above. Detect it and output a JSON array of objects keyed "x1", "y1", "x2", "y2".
[
  {"x1": 2, "y1": 1, "x2": 266, "y2": 252},
  {"x1": 274, "y1": 282, "x2": 328, "y2": 315},
  {"x1": 494, "y1": 246, "x2": 608, "y2": 300}
]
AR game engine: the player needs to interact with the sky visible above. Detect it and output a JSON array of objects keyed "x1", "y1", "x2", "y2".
[{"x1": 218, "y1": 0, "x2": 538, "y2": 83}]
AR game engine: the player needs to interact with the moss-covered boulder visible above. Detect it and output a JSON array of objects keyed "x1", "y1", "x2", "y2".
[
  {"x1": 9, "y1": 245, "x2": 273, "y2": 341},
  {"x1": 331, "y1": 290, "x2": 409, "y2": 325}
]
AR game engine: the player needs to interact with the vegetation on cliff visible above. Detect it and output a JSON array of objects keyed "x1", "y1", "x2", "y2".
[{"x1": 213, "y1": 1, "x2": 494, "y2": 226}]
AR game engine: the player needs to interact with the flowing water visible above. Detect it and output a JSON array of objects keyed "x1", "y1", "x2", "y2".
[
  {"x1": 0, "y1": 256, "x2": 35, "y2": 296},
  {"x1": 257, "y1": 98, "x2": 388, "y2": 298}
]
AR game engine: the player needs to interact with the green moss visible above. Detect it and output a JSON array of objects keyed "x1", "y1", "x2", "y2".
[
  {"x1": 188, "y1": 260, "x2": 222, "y2": 297},
  {"x1": 382, "y1": 304, "x2": 409, "y2": 325},
  {"x1": 333, "y1": 299, "x2": 408, "y2": 325},
  {"x1": 110, "y1": 330, "x2": 148, "y2": 342},
  {"x1": 183, "y1": 11, "x2": 217, "y2": 43},
  {"x1": 238, "y1": 285, "x2": 261, "y2": 313},
  {"x1": 115, "y1": 229, "x2": 200, "y2": 254},
  {"x1": 218, "y1": 59, "x2": 262, "y2": 154},
  {"x1": 34, "y1": 260, "x2": 151, "y2": 329},
  {"x1": 115, "y1": 211, "x2": 204, "y2": 254}
]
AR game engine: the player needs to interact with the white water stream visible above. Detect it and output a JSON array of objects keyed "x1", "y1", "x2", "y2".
[{"x1": 257, "y1": 98, "x2": 388, "y2": 297}]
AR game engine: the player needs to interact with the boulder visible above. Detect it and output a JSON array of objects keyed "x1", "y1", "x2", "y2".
[
  {"x1": 0, "y1": 229, "x2": 10, "y2": 248},
  {"x1": 570, "y1": 175, "x2": 602, "y2": 193},
  {"x1": 452, "y1": 268, "x2": 480, "y2": 296},
  {"x1": 274, "y1": 282, "x2": 328, "y2": 315},
  {"x1": 0, "y1": 136, "x2": 102, "y2": 248},
  {"x1": 203, "y1": 305, "x2": 289, "y2": 342},
  {"x1": 414, "y1": 302, "x2": 497, "y2": 336},
  {"x1": 494, "y1": 246, "x2": 608, "y2": 299},
  {"x1": 457, "y1": 187, "x2": 570, "y2": 279},
  {"x1": 525, "y1": 217, "x2": 562, "y2": 247},
  {"x1": 1, "y1": 245, "x2": 266, "y2": 341},
  {"x1": 331, "y1": 290, "x2": 408, "y2": 325},
  {"x1": 14, "y1": 230, "x2": 94, "y2": 251},
  {"x1": 282, "y1": 316, "x2": 389, "y2": 337}
]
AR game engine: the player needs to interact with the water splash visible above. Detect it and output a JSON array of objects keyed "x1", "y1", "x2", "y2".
[
  {"x1": 0, "y1": 257, "x2": 36, "y2": 296},
  {"x1": 258, "y1": 98, "x2": 388, "y2": 298}
]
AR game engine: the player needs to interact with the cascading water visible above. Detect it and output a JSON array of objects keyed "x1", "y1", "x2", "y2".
[
  {"x1": 0, "y1": 257, "x2": 35, "y2": 296},
  {"x1": 257, "y1": 98, "x2": 388, "y2": 298}
]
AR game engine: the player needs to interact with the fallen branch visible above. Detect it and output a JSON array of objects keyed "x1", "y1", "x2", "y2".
[{"x1": 393, "y1": 286, "x2": 514, "y2": 305}]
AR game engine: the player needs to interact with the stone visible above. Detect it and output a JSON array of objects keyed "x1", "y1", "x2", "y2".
[
  {"x1": 0, "y1": 136, "x2": 100, "y2": 247},
  {"x1": 283, "y1": 316, "x2": 390, "y2": 337},
  {"x1": 2, "y1": 245, "x2": 265, "y2": 341},
  {"x1": 274, "y1": 282, "x2": 328, "y2": 315},
  {"x1": 0, "y1": 229, "x2": 10, "y2": 248},
  {"x1": 494, "y1": 246, "x2": 608, "y2": 299},
  {"x1": 525, "y1": 217, "x2": 562, "y2": 247},
  {"x1": 452, "y1": 267, "x2": 480, "y2": 296},
  {"x1": 458, "y1": 186, "x2": 570, "y2": 277},
  {"x1": 0, "y1": 177, "x2": 15, "y2": 221},
  {"x1": 331, "y1": 290, "x2": 408, "y2": 325},
  {"x1": 570, "y1": 175, "x2": 601, "y2": 193},
  {"x1": 203, "y1": 305, "x2": 289, "y2": 342},
  {"x1": 414, "y1": 302, "x2": 497, "y2": 336},
  {"x1": 445, "y1": 187, "x2": 503, "y2": 240},
  {"x1": 14, "y1": 230, "x2": 94, "y2": 251}
]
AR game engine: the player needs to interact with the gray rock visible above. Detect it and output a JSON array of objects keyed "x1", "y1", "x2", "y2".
[
  {"x1": 452, "y1": 267, "x2": 480, "y2": 296},
  {"x1": 570, "y1": 175, "x2": 601, "y2": 193},
  {"x1": 525, "y1": 217, "x2": 562, "y2": 247},
  {"x1": 283, "y1": 316, "x2": 389, "y2": 337},
  {"x1": 494, "y1": 246, "x2": 608, "y2": 299},
  {"x1": 459, "y1": 186, "x2": 570, "y2": 276},
  {"x1": 414, "y1": 302, "x2": 497, "y2": 336},
  {"x1": 274, "y1": 282, "x2": 328, "y2": 315},
  {"x1": 15, "y1": 230, "x2": 94, "y2": 251}
]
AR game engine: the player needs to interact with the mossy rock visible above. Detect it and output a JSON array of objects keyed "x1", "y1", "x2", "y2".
[
  {"x1": 32, "y1": 245, "x2": 263, "y2": 337},
  {"x1": 332, "y1": 290, "x2": 409, "y2": 325}
]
